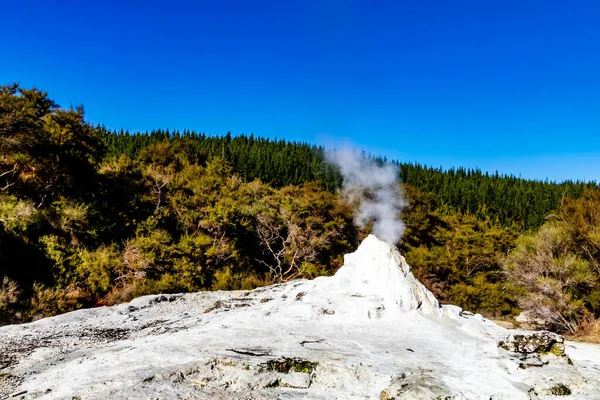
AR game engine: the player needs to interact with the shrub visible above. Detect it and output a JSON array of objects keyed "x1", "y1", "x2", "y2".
[
  {"x1": 504, "y1": 223, "x2": 597, "y2": 333},
  {"x1": 0, "y1": 276, "x2": 21, "y2": 322},
  {"x1": 27, "y1": 283, "x2": 86, "y2": 320}
]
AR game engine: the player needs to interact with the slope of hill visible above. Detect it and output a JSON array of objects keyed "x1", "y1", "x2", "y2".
[{"x1": 101, "y1": 128, "x2": 598, "y2": 230}]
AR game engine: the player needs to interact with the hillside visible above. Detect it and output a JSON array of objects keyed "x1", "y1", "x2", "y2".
[
  {"x1": 1, "y1": 84, "x2": 600, "y2": 336},
  {"x1": 102, "y1": 127, "x2": 598, "y2": 230}
]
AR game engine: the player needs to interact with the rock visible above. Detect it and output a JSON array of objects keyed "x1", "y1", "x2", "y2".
[
  {"x1": 498, "y1": 331, "x2": 566, "y2": 356},
  {"x1": 473, "y1": 313, "x2": 485, "y2": 321},
  {"x1": 275, "y1": 372, "x2": 312, "y2": 389},
  {"x1": 0, "y1": 235, "x2": 599, "y2": 399},
  {"x1": 498, "y1": 330, "x2": 575, "y2": 371},
  {"x1": 331, "y1": 234, "x2": 441, "y2": 316},
  {"x1": 379, "y1": 370, "x2": 459, "y2": 399},
  {"x1": 516, "y1": 311, "x2": 547, "y2": 330},
  {"x1": 549, "y1": 383, "x2": 572, "y2": 396}
]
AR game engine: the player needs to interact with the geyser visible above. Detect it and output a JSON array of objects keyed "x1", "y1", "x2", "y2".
[{"x1": 326, "y1": 148, "x2": 407, "y2": 244}]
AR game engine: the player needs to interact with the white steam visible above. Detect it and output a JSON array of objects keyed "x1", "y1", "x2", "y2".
[{"x1": 327, "y1": 149, "x2": 407, "y2": 244}]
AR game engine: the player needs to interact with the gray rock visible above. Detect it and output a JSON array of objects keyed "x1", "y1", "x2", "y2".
[{"x1": 498, "y1": 331, "x2": 566, "y2": 356}]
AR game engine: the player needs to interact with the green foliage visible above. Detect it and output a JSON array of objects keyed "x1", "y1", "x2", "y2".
[
  {"x1": 100, "y1": 128, "x2": 597, "y2": 230},
  {"x1": 38, "y1": 235, "x2": 70, "y2": 281},
  {"x1": 75, "y1": 245, "x2": 123, "y2": 296},
  {"x1": 401, "y1": 186, "x2": 520, "y2": 316},
  {"x1": 0, "y1": 195, "x2": 38, "y2": 233},
  {"x1": 504, "y1": 191, "x2": 600, "y2": 333},
  {"x1": 0, "y1": 84, "x2": 104, "y2": 206},
  {"x1": 2, "y1": 83, "x2": 600, "y2": 337},
  {"x1": 265, "y1": 358, "x2": 318, "y2": 374},
  {"x1": 27, "y1": 283, "x2": 86, "y2": 321}
]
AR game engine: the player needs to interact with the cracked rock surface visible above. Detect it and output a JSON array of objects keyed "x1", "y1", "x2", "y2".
[{"x1": 1, "y1": 235, "x2": 600, "y2": 399}]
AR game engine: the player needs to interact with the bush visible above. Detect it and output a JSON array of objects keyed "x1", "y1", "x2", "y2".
[
  {"x1": 504, "y1": 223, "x2": 597, "y2": 333},
  {"x1": 0, "y1": 276, "x2": 21, "y2": 323},
  {"x1": 27, "y1": 283, "x2": 86, "y2": 320}
]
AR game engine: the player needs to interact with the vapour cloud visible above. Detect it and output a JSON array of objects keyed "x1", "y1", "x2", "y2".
[{"x1": 327, "y1": 148, "x2": 407, "y2": 245}]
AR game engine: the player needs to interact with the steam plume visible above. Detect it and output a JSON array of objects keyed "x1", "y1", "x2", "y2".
[{"x1": 327, "y1": 149, "x2": 407, "y2": 244}]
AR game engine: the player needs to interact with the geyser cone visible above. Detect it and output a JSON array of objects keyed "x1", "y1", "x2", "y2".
[{"x1": 331, "y1": 234, "x2": 441, "y2": 316}]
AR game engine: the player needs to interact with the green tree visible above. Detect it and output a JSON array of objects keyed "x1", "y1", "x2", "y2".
[
  {"x1": 0, "y1": 84, "x2": 104, "y2": 206},
  {"x1": 504, "y1": 190, "x2": 600, "y2": 333}
]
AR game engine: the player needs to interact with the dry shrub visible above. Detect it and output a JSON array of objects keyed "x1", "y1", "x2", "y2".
[
  {"x1": 102, "y1": 280, "x2": 148, "y2": 306},
  {"x1": 123, "y1": 244, "x2": 151, "y2": 272},
  {"x1": 0, "y1": 276, "x2": 21, "y2": 322},
  {"x1": 0, "y1": 276, "x2": 20, "y2": 306},
  {"x1": 28, "y1": 283, "x2": 87, "y2": 321},
  {"x1": 504, "y1": 223, "x2": 596, "y2": 334},
  {"x1": 578, "y1": 316, "x2": 600, "y2": 340},
  {"x1": 240, "y1": 274, "x2": 272, "y2": 290},
  {"x1": 99, "y1": 244, "x2": 154, "y2": 306}
]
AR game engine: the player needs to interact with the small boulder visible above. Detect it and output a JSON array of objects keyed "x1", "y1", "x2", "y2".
[{"x1": 498, "y1": 331, "x2": 565, "y2": 357}]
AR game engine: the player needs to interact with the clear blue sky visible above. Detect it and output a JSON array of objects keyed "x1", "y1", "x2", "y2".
[{"x1": 2, "y1": 0, "x2": 599, "y2": 182}]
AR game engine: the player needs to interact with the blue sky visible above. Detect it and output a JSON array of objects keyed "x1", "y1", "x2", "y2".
[{"x1": 2, "y1": 0, "x2": 599, "y2": 182}]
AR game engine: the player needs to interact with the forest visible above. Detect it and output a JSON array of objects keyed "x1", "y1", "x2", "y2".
[{"x1": 1, "y1": 84, "x2": 599, "y2": 337}]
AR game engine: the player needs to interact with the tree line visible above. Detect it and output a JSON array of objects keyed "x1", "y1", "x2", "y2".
[{"x1": 101, "y1": 128, "x2": 597, "y2": 230}]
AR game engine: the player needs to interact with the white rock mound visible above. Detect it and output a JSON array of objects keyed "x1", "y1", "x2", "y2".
[
  {"x1": 1, "y1": 235, "x2": 600, "y2": 399},
  {"x1": 331, "y1": 234, "x2": 440, "y2": 315}
]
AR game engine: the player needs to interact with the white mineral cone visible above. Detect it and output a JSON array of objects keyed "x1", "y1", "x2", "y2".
[{"x1": 331, "y1": 234, "x2": 441, "y2": 316}]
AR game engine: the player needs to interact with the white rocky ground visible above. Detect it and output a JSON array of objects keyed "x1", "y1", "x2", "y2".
[{"x1": 1, "y1": 235, "x2": 600, "y2": 399}]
